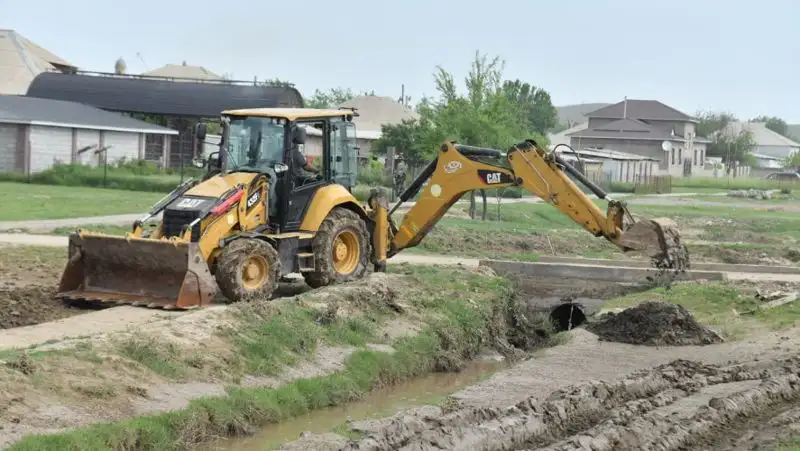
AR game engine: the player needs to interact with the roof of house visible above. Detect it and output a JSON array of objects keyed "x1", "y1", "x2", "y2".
[
  {"x1": 0, "y1": 95, "x2": 178, "y2": 134},
  {"x1": 558, "y1": 146, "x2": 659, "y2": 161},
  {"x1": 0, "y1": 29, "x2": 76, "y2": 95},
  {"x1": 142, "y1": 62, "x2": 222, "y2": 81},
  {"x1": 586, "y1": 99, "x2": 696, "y2": 122},
  {"x1": 556, "y1": 103, "x2": 610, "y2": 125},
  {"x1": 26, "y1": 71, "x2": 305, "y2": 117},
  {"x1": 724, "y1": 121, "x2": 800, "y2": 148},
  {"x1": 337, "y1": 95, "x2": 419, "y2": 133}
]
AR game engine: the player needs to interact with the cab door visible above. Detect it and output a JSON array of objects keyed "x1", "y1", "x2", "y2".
[{"x1": 328, "y1": 119, "x2": 358, "y2": 189}]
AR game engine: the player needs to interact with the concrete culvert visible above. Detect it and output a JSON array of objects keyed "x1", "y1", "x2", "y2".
[{"x1": 549, "y1": 302, "x2": 587, "y2": 332}]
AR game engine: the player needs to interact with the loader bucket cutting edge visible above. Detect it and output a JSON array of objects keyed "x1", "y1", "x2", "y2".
[{"x1": 57, "y1": 233, "x2": 218, "y2": 309}]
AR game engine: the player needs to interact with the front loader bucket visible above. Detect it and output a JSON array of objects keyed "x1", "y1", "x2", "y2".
[
  {"x1": 619, "y1": 217, "x2": 690, "y2": 271},
  {"x1": 57, "y1": 232, "x2": 218, "y2": 309}
]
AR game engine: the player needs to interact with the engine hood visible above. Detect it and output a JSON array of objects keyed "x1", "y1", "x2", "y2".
[{"x1": 184, "y1": 172, "x2": 260, "y2": 199}]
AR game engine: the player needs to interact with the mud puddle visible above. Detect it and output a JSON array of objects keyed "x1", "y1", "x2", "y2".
[{"x1": 200, "y1": 359, "x2": 506, "y2": 451}]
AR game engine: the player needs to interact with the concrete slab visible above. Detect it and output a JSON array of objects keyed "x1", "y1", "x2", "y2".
[
  {"x1": 535, "y1": 256, "x2": 800, "y2": 275},
  {"x1": 479, "y1": 259, "x2": 727, "y2": 283}
]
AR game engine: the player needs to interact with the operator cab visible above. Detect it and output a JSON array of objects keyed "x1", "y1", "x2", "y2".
[{"x1": 194, "y1": 108, "x2": 360, "y2": 233}]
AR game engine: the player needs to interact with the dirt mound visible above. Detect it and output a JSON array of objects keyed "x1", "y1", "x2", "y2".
[
  {"x1": 585, "y1": 301, "x2": 723, "y2": 346},
  {"x1": 0, "y1": 286, "x2": 82, "y2": 329}
]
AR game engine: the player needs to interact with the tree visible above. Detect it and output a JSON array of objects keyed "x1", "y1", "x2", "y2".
[
  {"x1": 305, "y1": 87, "x2": 376, "y2": 108},
  {"x1": 501, "y1": 79, "x2": 558, "y2": 134},
  {"x1": 750, "y1": 115, "x2": 790, "y2": 137},
  {"x1": 374, "y1": 51, "x2": 553, "y2": 167},
  {"x1": 697, "y1": 111, "x2": 756, "y2": 174},
  {"x1": 784, "y1": 151, "x2": 800, "y2": 170}
]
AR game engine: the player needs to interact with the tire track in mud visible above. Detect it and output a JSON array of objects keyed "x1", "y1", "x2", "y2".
[{"x1": 341, "y1": 357, "x2": 800, "y2": 451}]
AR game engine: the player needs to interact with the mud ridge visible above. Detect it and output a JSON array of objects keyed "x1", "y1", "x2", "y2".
[{"x1": 340, "y1": 357, "x2": 800, "y2": 451}]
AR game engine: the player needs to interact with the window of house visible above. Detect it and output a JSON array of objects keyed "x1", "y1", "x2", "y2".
[
  {"x1": 671, "y1": 148, "x2": 676, "y2": 165},
  {"x1": 693, "y1": 149, "x2": 697, "y2": 166},
  {"x1": 678, "y1": 148, "x2": 682, "y2": 163}
]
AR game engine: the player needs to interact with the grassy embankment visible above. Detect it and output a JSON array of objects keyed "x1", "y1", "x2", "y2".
[{"x1": 3, "y1": 264, "x2": 560, "y2": 451}]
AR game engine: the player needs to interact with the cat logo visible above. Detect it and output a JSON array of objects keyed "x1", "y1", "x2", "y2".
[
  {"x1": 485, "y1": 172, "x2": 503, "y2": 184},
  {"x1": 246, "y1": 191, "x2": 260, "y2": 209},
  {"x1": 443, "y1": 160, "x2": 462, "y2": 174}
]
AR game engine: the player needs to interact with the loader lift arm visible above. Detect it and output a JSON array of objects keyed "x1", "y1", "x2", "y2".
[{"x1": 369, "y1": 140, "x2": 687, "y2": 270}]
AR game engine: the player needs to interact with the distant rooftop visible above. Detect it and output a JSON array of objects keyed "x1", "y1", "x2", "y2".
[
  {"x1": 586, "y1": 99, "x2": 696, "y2": 123},
  {"x1": 0, "y1": 29, "x2": 76, "y2": 95},
  {"x1": 142, "y1": 62, "x2": 222, "y2": 81},
  {"x1": 0, "y1": 94, "x2": 177, "y2": 135},
  {"x1": 723, "y1": 121, "x2": 800, "y2": 148},
  {"x1": 337, "y1": 95, "x2": 418, "y2": 133}
]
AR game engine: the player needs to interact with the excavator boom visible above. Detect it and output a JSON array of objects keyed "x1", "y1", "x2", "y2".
[{"x1": 370, "y1": 140, "x2": 688, "y2": 271}]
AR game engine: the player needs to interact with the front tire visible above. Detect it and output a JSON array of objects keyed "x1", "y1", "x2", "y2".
[
  {"x1": 215, "y1": 238, "x2": 280, "y2": 302},
  {"x1": 304, "y1": 207, "x2": 371, "y2": 289}
]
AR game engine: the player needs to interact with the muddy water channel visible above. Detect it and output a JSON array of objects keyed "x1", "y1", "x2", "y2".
[{"x1": 201, "y1": 359, "x2": 506, "y2": 451}]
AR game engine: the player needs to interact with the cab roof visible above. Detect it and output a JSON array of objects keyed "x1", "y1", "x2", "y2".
[{"x1": 221, "y1": 107, "x2": 355, "y2": 121}]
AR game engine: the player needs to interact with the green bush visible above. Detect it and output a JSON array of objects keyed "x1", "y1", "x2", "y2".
[
  {"x1": 0, "y1": 163, "x2": 199, "y2": 193},
  {"x1": 357, "y1": 160, "x2": 391, "y2": 186}
]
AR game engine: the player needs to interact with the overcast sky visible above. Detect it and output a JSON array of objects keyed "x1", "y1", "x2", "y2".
[{"x1": 3, "y1": 0, "x2": 799, "y2": 122}]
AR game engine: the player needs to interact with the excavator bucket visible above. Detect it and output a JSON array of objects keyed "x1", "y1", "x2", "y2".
[
  {"x1": 57, "y1": 232, "x2": 218, "y2": 309},
  {"x1": 618, "y1": 217, "x2": 690, "y2": 270}
]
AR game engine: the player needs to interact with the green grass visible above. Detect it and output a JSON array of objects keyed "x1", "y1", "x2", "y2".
[
  {"x1": 772, "y1": 437, "x2": 800, "y2": 450},
  {"x1": 672, "y1": 176, "x2": 799, "y2": 191},
  {"x1": 0, "y1": 182, "x2": 163, "y2": 221},
  {"x1": 7, "y1": 266, "x2": 525, "y2": 451},
  {"x1": 602, "y1": 282, "x2": 800, "y2": 339}
]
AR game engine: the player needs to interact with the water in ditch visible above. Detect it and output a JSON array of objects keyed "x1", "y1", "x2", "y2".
[{"x1": 200, "y1": 358, "x2": 506, "y2": 451}]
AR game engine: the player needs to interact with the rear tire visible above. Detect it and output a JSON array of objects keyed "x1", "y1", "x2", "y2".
[
  {"x1": 304, "y1": 207, "x2": 371, "y2": 289},
  {"x1": 215, "y1": 238, "x2": 280, "y2": 302}
]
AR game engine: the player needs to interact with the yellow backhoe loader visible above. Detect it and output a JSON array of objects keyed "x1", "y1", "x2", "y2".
[{"x1": 56, "y1": 107, "x2": 688, "y2": 309}]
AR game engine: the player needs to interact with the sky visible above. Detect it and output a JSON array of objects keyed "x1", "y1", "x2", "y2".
[{"x1": 3, "y1": 0, "x2": 800, "y2": 122}]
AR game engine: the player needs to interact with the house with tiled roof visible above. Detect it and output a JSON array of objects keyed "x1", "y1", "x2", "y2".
[{"x1": 567, "y1": 99, "x2": 712, "y2": 177}]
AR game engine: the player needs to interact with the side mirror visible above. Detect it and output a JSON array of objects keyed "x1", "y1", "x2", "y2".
[
  {"x1": 273, "y1": 163, "x2": 289, "y2": 174},
  {"x1": 195, "y1": 122, "x2": 207, "y2": 141}
]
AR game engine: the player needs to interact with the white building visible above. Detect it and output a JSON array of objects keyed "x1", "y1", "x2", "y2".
[{"x1": 0, "y1": 95, "x2": 177, "y2": 174}]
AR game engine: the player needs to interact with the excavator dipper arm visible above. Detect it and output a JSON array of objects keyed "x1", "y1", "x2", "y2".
[{"x1": 369, "y1": 140, "x2": 687, "y2": 270}]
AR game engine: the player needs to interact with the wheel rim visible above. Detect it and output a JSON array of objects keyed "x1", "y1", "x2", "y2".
[
  {"x1": 332, "y1": 229, "x2": 360, "y2": 275},
  {"x1": 242, "y1": 255, "x2": 269, "y2": 290}
]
